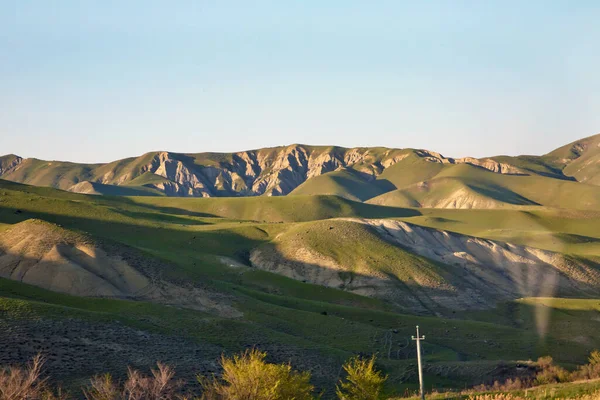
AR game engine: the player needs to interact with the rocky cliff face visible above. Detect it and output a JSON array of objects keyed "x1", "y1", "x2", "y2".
[{"x1": 91, "y1": 146, "x2": 418, "y2": 197}]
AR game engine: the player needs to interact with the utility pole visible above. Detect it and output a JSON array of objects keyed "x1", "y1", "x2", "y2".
[{"x1": 412, "y1": 325, "x2": 425, "y2": 400}]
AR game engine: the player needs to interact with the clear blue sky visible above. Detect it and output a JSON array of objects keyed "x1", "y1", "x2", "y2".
[{"x1": 1, "y1": 1, "x2": 599, "y2": 162}]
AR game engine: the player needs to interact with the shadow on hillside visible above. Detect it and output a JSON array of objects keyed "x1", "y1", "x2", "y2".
[
  {"x1": 106, "y1": 196, "x2": 220, "y2": 218},
  {"x1": 0, "y1": 205, "x2": 265, "y2": 277},
  {"x1": 248, "y1": 226, "x2": 600, "y2": 320},
  {"x1": 109, "y1": 208, "x2": 211, "y2": 226},
  {"x1": 466, "y1": 182, "x2": 540, "y2": 206}
]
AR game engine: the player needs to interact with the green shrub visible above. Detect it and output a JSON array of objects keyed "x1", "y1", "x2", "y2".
[
  {"x1": 589, "y1": 350, "x2": 600, "y2": 366},
  {"x1": 200, "y1": 349, "x2": 313, "y2": 400},
  {"x1": 336, "y1": 355, "x2": 387, "y2": 400}
]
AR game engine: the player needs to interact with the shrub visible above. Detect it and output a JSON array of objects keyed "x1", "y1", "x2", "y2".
[
  {"x1": 83, "y1": 363, "x2": 183, "y2": 400},
  {"x1": 83, "y1": 373, "x2": 120, "y2": 400},
  {"x1": 200, "y1": 349, "x2": 313, "y2": 400},
  {"x1": 533, "y1": 356, "x2": 570, "y2": 385},
  {"x1": 336, "y1": 355, "x2": 387, "y2": 400},
  {"x1": 589, "y1": 350, "x2": 600, "y2": 366},
  {"x1": 0, "y1": 354, "x2": 67, "y2": 400},
  {"x1": 573, "y1": 350, "x2": 600, "y2": 380}
]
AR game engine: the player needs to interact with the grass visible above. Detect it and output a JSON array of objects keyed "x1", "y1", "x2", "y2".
[
  {"x1": 368, "y1": 162, "x2": 600, "y2": 211},
  {"x1": 290, "y1": 169, "x2": 394, "y2": 201},
  {"x1": 125, "y1": 171, "x2": 173, "y2": 186},
  {"x1": 129, "y1": 193, "x2": 419, "y2": 223},
  {"x1": 262, "y1": 219, "x2": 448, "y2": 287},
  {"x1": 70, "y1": 180, "x2": 166, "y2": 196},
  {"x1": 456, "y1": 297, "x2": 600, "y2": 361},
  {"x1": 398, "y1": 207, "x2": 600, "y2": 255},
  {"x1": 401, "y1": 379, "x2": 600, "y2": 399}
]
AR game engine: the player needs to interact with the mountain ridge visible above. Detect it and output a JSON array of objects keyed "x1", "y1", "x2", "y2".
[{"x1": 2, "y1": 133, "x2": 599, "y2": 203}]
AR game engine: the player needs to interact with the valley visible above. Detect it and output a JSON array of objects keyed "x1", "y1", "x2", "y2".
[{"x1": 1, "y1": 134, "x2": 600, "y2": 396}]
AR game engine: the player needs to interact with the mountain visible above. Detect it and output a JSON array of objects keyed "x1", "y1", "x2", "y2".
[{"x1": 1, "y1": 134, "x2": 600, "y2": 210}]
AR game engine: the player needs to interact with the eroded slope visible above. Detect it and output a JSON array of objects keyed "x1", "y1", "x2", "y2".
[
  {"x1": 0, "y1": 219, "x2": 240, "y2": 317},
  {"x1": 250, "y1": 219, "x2": 600, "y2": 314}
]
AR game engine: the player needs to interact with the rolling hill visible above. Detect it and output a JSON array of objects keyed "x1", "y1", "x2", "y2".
[{"x1": 367, "y1": 163, "x2": 600, "y2": 210}]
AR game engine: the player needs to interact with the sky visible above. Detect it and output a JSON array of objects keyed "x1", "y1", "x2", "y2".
[{"x1": 1, "y1": 1, "x2": 600, "y2": 163}]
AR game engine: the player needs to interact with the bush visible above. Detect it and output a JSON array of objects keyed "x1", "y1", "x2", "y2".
[
  {"x1": 336, "y1": 355, "x2": 387, "y2": 400},
  {"x1": 533, "y1": 356, "x2": 570, "y2": 385},
  {"x1": 83, "y1": 363, "x2": 184, "y2": 400},
  {"x1": 573, "y1": 350, "x2": 600, "y2": 380},
  {"x1": 200, "y1": 349, "x2": 314, "y2": 400},
  {"x1": 589, "y1": 350, "x2": 600, "y2": 366},
  {"x1": 0, "y1": 354, "x2": 68, "y2": 400}
]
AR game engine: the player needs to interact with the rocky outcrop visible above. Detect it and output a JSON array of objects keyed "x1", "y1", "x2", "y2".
[
  {"x1": 0, "y1": 154, "x2": 22, "y2": 176},
  {"x1": 93, "y1": 146, "x2": 412, "y2": 197},
  {"x1": 414, "y1": 150, "x2": 526, "y2": 175}
]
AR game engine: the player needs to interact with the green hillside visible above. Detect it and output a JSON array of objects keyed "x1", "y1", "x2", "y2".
[
  {"x1": 368, "y1": 163, "x2": 600, "y2": 210},
  {"x1": 129, "y1": 192, "x2": 419, "y2": 222},
  {"x1": 376, "y1": 151, "x2": 448, "y2": 189},
  {"x1": 290, "y1": 169, "x2": 394, "y2": 201},
  {"x1": 68, "y1": 180, "x2": 166, "y2": 196},
  {"x1": 399, "y1": 207, "x2": 600, "y2": 255},
  {"x1": 490, "y1": 133, "x2": 600, "y2": 183}
]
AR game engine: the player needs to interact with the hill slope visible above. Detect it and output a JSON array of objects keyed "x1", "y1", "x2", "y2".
[
  {"x1": 289, "y1": 168, "x2": 394, "y2": 201},
  {"x1": 0, "y1": 219, "x2": 150, "y2": 297},
  {"x1": 368, "y1": 163, "x2": 600, "y2": 210},
  {"x1": 250, "y1": 218, "x2": 600, "y2": 313}
]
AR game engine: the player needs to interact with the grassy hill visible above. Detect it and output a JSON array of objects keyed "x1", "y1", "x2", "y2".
[
  {"x1": 290, "y1": 168, "x2": 394, "y2": 201},
  {"x1": 368, "y1": 163, "x2": 600, "y2": 210},
  {"x1": 399, "y1": 207, "x2": 600, "y2": 255},
  {"x1": 129, "y1": 192, "x2": 419, "y2": 222},
  {"x1": 67, "y1": 180, "x2": 166, "y2": 196},
  {"x1": 489, "y1": 133, "x2": 600, "y2": 184}
]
